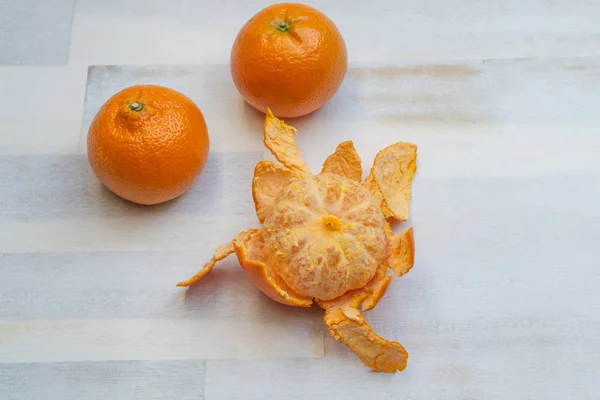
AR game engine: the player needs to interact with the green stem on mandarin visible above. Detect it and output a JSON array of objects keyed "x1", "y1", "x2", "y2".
[
  {"x1": 129, "y1": 102, "x2": 144, "y2": 112},
  {"x1": 277, "y1": 21, "x2": 291, "y2": 32}
]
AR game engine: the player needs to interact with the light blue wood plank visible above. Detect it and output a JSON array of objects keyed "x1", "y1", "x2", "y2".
[
  {"x1": 0, "y1": 152, "x2": 262, "y2": 253},
  {"x1": 0, "y1": 360, "x2": 205, "y2": 400},
  {"x1": 69, "y1": 0, "x2": 600, "y2": 65},
  {"x1": 0, "y1": 318, "x2": 323, "y2": 363},
  {"x1": 0, "y1": 0, "x2": 75, "y2": 65},
  {"x1": 205, "y1": 323, "x2": 600, "y2": 400},
  {"x1": 0, "y1": 152, "x2": 260, "y2": 221},
  {"x1": 0, "y1": 251, "x2": 324, "y2": 323}
]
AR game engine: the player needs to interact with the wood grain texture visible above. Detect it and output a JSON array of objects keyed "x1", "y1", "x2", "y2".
[
  {"x1": 0, "y1": 251, "x2": 326, "y2": 322},
  {"x1": 0, "y1": 152, "x2": 261, "y2": 253},
  {"x1": 0, "y1": 318, "x2": 323, "y2": 363},
  {"x1": 0, "y1": 0, "x2": 75, "y2": 65},
  {"x1": 68, "y1": 0, "x2": 600, "y2": 65},
  {"x1": 0, "y1": 66, "x2": 87, "y2": 154},
  {"x1": 0, "y1": 360, "x2": 205, "y2": 400},
  {"x1": 205, "y1": 319, "x2": 600, "y2": 400},
  {"x1": 266, "y1": 58, "x2": 600, "y2": 181},
  {"x1": 0, "y1": 153, "x2": 259, "y2": 220}
]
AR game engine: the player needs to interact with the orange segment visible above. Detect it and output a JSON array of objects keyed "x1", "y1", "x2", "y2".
[
  {"x1": 322, "y1": 306, "x2": 408, "y2": 373},
  {"x1": 386, "y1": 227, "x2": 416, "y2": 277},
  {"x1": 263, "y1": 109, "x2": 311, "y2": 177},
  {"x1": 364, "y1": 142, "x2": 417, "y2": 221},
  {"x1": 321, "y1": 141, "x2": 363, "y2": 182},
  {"x1": 235, "y1": 229, "x2": 313, "y2": 307},
  {"x1": 252, "y1": 160, "x2": 296, "y2": 223},
  {"x1": 176, "y1": 230, "x2": 256, "y2": 287}
]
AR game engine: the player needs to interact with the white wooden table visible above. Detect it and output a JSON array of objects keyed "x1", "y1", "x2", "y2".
[{"x1": 1, "y1": 1, "x2": 599, "y2": 399}]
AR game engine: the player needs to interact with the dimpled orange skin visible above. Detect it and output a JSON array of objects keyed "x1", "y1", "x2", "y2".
[
  {"x1": 231, "y1": 3, "x2": 347, "y2": 118},
  {"x1": 87, "y1": 85, "x2": 210, "y2": 205},
  {"x1": 177, "y1": 110, "x2": 419, "y2": 373}
]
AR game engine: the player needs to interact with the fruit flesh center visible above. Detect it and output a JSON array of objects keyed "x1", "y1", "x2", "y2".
[
  {"x1": 322, "y1": 215, "x2": 343, "y2": 232},
  {"x1": 262, "y1": 173, "x2": 387, "y2": 301}
]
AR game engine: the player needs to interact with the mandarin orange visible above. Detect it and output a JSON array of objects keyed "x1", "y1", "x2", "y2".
[
  {"x1": 231, "y1": 3, "x2": 347, "y2": 118},
  {"x1": 87, "y1": 84, "x2": 209, "y2": 205},
  {"x1": 177, "y1": 110, "x2": 419, "y2": 372}
]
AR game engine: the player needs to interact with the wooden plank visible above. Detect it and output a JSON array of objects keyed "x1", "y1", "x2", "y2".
[
  {"x1": 268, "y1": 58, "x2": 600, "y2": 180},
  {"x1": 0, "y1": 214, "x2": 259, "y2": 254},
  {"x1": 0, "y1": 152, "x2": 261, "y2": 254},
  {"x1": 0, "y1": 360, "x2": 205, "y2": 400},
  {"x1": 0, "y1": 66, "x2": 87, "y2": 154},
  {"x1": 69, "y1": 0, "x2": 600, "y2": 65},
  {"x1": 0, "y1": 251, "x2": 320, "y2": 322},
  {"x1": 0, "y1": 152, "x2": 259, "y2": 220},
  {"x1": 0, "y1": 318, "x2": 323, "y2": 363},
  {"x1": 205, "y1": 316, "x2": 600, "y2": 399},
  {"x1": 0, "y1": 0, "x2": 74, "y2": 65}
]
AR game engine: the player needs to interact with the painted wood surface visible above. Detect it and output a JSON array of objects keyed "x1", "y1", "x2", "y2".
[{"x1": 1, "y1": 1, "x2": 600, "y2": 399}]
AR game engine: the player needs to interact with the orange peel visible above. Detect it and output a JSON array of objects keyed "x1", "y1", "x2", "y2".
[
  {"x1": 364, "y1": 142, "x2": 417, "y2": 221},
  {"x1": 386, "y1": 227, "x2": 416, "y2": 277},
  {"x1": 177, "y1": 112, "x2": 418, "y2": 373},
  {"x1": 263, "y1": 108, "x2": 311, "y2": 177},
  {"x1": 321, "y1": 305, "x2": 408, "y2": 373},
  {"x1": 321, "y1": 140, "x2": 363, "y2": 182},
  {"x1": 176, "y1": 230, "x2": 253, "y2": 287},
  {"x1": 235, "y1": 229, "x2": 313, "y2": 307},
  {"x1": 252, "y1": 160, "x2": 296, "y2": 223}
]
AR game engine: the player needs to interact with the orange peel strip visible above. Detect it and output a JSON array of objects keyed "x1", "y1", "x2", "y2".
[
  {"x1": 321, "y1": 263, "x2": 391, "y2": 312},
  {"x1": 176, "y1": 230, "x2": 256, "y2": 287},
  {"x1": 252, "y1": 160, "x2": 296, "y2": 223},
  {"x1": 360, "y1": 268, "x2": 393, "y2": 312},
  {"x1": 364, "y1": 142, "x2": 417, "y2": 221},
  {"x1": 235, "y1": 229, "x2": 313, "y2": 307},
  {"x1": 386, "y1": 227, "x2": 415, "y2": 277},
  {"x1": 322, "y1": 306, "x2": 408, "y2": 373},
  {"x1": 317, "y1": 263, "x2": 406, "y2": 372},
  {"x1": 321, "y1": 140, "x2": 363, "y2": 182},
  {"x1": 263, "y1": 108, "x2": 311, "y2": 177}
]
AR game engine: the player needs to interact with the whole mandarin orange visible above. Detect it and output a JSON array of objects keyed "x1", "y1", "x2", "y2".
[
  {"x1": 231, "y1": 3, "x2": 347, "y2": 118},
  {"x1": 87, "y1": 84, "x2": 209, "y2": 205}
]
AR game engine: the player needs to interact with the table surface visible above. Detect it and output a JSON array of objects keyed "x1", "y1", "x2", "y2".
[{"x1": 1, "y1": 1, "x2": 600, "y2": 399}]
